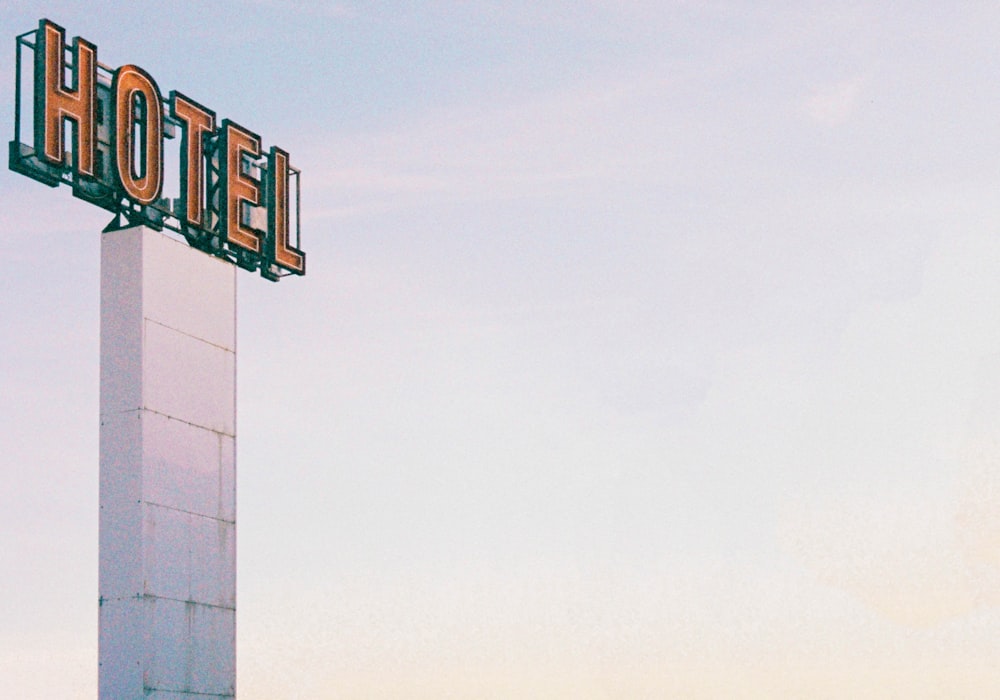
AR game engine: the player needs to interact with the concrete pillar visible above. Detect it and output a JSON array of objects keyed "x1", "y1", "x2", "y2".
[{"x1": 99, "y1": 226, "x2": 236, "y2": 699}]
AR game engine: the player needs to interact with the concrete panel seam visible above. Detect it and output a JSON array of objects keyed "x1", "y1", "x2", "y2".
[
  {"x1": 139, "y1": 408, "x2": 234, "y2": 437},
  {"x1": 136, "y1": 407, "x2": 236, "y2": 438},
  {"x1": 142, "y1": 593, "x2": 236, "y2": 611},
  {"x1": 145, "y1": 318, "x2": 236, "y2": 354},
  {"x1": 98, "y1": 594, "x2": 145, "y2": 603},
  {"x1": 143, "y1": 692, "x2": 234, "y2": 698},
  {"x1": 144, "y1": 501, "x2": 236, "y2": 525}
]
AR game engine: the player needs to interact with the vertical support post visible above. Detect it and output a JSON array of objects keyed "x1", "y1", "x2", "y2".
[{"x1": 99, "y1": 226, "x2": 237, "y2": 698}]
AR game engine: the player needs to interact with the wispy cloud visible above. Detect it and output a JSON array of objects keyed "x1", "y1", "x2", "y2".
[{"x1": 293, "y1": 74, "x2": 683, "y2": 220}]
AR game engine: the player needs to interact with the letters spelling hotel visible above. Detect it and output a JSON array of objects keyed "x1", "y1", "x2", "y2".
[{"x1": 10, "y1": 18, "x2": 305, "y2": 280}]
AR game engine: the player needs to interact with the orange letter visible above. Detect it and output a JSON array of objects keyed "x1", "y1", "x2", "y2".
[
  {"x1": 111, "y1": 65, "x2": 163, "y2": 205},
  {"x1": 266, "y1": 146, "x2": 305, "y2": 275},
  {"x1": 170, "y1": 92, "x2": 215, "y2": 228},
  {"x1": 220, "y1": 119, "x2": 262, "y2": 253},
  {"x1": 34, "y1": 19, "x2": 96, "y2": 175}
]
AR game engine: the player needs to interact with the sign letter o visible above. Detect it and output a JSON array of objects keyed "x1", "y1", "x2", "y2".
[{"x1": 112, "y1": 64, "x2": 163, "y2": 205}]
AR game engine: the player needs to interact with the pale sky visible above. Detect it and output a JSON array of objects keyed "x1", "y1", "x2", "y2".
[{"x1": 4, "y1": 2, "x2": 1000, "y2": 697}]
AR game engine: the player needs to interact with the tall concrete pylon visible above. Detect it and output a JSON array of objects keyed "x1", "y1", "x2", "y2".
[{"x1": 99, "y1": 226, "x2": 236, "y2": 698}]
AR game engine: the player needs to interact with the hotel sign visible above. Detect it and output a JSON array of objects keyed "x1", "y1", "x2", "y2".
[{"x1": 9, "y1": 19, "x2": 305, "y2": 280}]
